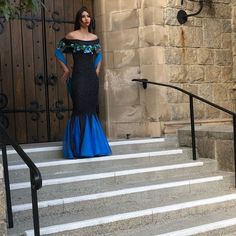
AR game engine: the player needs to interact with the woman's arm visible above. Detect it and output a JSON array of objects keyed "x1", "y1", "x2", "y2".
[
  {"x1": 55, "y1": 47, "x2": 70, "y2": 83},
  {"x1": 95, "y1": 50, "x2": 102, "y2": 76},
  {"x1": 96, "y1": 60, "x2": 101, "y2": 76}
]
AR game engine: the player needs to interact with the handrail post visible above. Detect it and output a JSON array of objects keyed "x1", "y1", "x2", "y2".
[
  {"x1": 233, "y1": 115, "x2": 236, "y2": 188},
  {"x1": 30, "y1": 170, "x2": 40, "y2": 236},
  {"x1": 1, "y1": 144, "x2": 13, "y2": 228},
  {"x1": 189, "y1": 95, "x2": 197, "y2": 160}
]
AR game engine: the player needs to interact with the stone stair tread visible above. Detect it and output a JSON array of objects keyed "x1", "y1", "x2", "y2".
[
  {"x1": 4, "y1": 137, "x2": 180, "y2": 164},
  {"x1": 9, "y1": 193, "x2": 236, "y2": 236},
  {"x1": 13, "y1": 186, "x2": 236, "y2": 223},
  {"x1": 6, "y1": 136, "x2": 236, "y2": 236},
  {"x1": 101, "y1": 205, "x2": 236, "y2": 236},
  {"x1": 9, "y1": 152, "x2": 201, "y2": 183},
  {"x1": 11, "y1": 169, "x2": 232, "y2": 204}
]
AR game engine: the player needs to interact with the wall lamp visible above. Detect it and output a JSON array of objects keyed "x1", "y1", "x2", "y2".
[{"x1": 177, "y1": 0, "x2": 203, "y2": 24}]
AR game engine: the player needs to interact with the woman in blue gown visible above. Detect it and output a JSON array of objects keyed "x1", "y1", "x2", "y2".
[{"x1": 55, "y1": 6, "x2": 112, "y2": 159}]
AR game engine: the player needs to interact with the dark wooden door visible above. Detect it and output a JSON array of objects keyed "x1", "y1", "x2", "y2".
[{"x1": 0, "y1": 0, "x2": 93, "y2": 143}]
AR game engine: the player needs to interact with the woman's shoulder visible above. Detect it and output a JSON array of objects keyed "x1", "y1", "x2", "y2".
[
  {"x1": 65, "y1": 31, "x2": 98, "y2": 41},
  {"x1": 88, "y1": 33, "x2": 98, "y2": 40},
  {"x1": 65, "y1": 31, "x2": 78, "y2": 40}
]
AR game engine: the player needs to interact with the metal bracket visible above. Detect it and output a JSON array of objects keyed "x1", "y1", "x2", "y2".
[{"x1": 177, "y1": 0, "x2": 203, "y2": 24}]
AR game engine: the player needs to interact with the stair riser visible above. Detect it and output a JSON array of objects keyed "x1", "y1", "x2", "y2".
[
  {"x1": 9, "y1": 152, "x2": 192, "y2": 182},
  {"x1": 35, "y1": 199, "x2": 236, "y2": 236},
  {"x1": 11, "y1": 162, "x2": 217, "y2": 204},
  {"x1": 12, "y1": 178, "x2": 233, "y2": 222}
]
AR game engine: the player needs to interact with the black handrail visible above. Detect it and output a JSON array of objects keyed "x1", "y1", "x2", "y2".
[
  {"x1": 0, "y1": 123, "x2": 42, "y2": 235},
  {"x1": 133, "y1": 79, "x2": 236, "y2": 186}
]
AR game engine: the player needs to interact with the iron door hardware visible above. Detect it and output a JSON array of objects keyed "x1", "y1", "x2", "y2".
[
  {"x1": 48, "y1": 74, "x2": 58, "y2": 86},
  {"x1": 35, "y1": 74, "x2": 44, "y2": 86}
]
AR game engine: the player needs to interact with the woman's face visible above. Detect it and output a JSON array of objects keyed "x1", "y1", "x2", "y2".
[{"x1": 80, "y1": 11, "x2": 91, "y2": 28}]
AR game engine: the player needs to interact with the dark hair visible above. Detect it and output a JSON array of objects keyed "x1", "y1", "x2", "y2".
[{"x1": 74, "y1": 6, "x2": 95, "y2": 32}]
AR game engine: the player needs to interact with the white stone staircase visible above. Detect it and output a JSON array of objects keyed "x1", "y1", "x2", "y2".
[{"x1": 5, "y1": 136, "x2": 236, "y2": 236}]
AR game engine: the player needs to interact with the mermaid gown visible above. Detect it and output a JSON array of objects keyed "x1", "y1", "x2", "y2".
[{"x1": 55, "y1": 38, "x2": 112, "y2": 158}]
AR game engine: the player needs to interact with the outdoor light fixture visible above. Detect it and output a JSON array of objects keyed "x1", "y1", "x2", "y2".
[{"x1": 177, "y1": 0, "x2": 203, "y2": 24}]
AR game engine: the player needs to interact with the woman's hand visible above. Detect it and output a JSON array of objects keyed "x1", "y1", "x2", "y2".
[
  {"x1": 61, "y1": 68, "x2": 70, "y2": 83},
  {"x1": 96, "y1": 68, "x2": 100, "y2": 77}
]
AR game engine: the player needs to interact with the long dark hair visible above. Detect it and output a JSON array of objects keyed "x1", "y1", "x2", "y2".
[{"x1": 74, "y1": 6, "x2": 95, "y2": 32}]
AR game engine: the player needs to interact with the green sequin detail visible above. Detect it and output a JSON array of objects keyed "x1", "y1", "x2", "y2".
[{"x1": 58, "y1": 40, "x2": 101, "y2": 54}]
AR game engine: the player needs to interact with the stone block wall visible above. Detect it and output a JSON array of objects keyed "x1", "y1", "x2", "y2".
[
  {"x1": 178, "y1": 125, "x2": 234, "y2": 172},
  {"x1": 94, "y1": 0, "x2": 235, "y2": 138}
]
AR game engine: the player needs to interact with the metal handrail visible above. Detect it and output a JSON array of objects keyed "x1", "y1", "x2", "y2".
[
  {"x1": 0, "y1": 123, "x2": 42, "y2": 235},
  {"x1": 133, "y1": 79, "x2": 236, "y2": 187}
]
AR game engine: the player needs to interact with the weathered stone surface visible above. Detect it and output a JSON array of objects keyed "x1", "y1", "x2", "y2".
[
  {"x1": 169, "y1": 27, "x2": 203, "y2": 47},
  {"x1": 94, "y1": 0, "x2": 235, "y2": 138},
  {"x1": 139, "y1": 26, "x2": 168, "y2": 47},
  {"x1": 197, "y1": 137, "x2": 215, "y2": 159},
  {"x1": 164, "y1": 8, "x2": 180, "y2": 26},
  {"x1": 214, "y1": 49, "x2": 233, "y2": 66},
  {"x1": 139, "y1": 47, "x2": 165, "y2": 65},
  {"x1": 106, "y1": 29, "x2": 139, "y2": 51},
  {"x1": 147, "y1": 121, "x2": 161, "y2": 137},
  {"x1": 105, "y1": 0, "x2": 138, "y2": 12},
  {"x1": 203, "y1": 19, "x2": 222, "y2": 48},
  {"x1": 188, "y1": 66, "x2": 205, "y2": 83},
  {"x1": 194, "y1": 101, "x2": 205, "y2": 119},
  {"x1": 143, "y1": 7, "x2": 164, "y2": 25},
  {"x1": 166, "y1": 88, "x2": 187, "y2": 103},
  {"x1": 104, "y1": 52, "x2": 114, "y2": 69},
  {"x1": 214, "y1": 4, "x2": 232, "y2": 18},
  {"x1": 222, "y1": 33, "x2": 232, "y2": 49},
  {"x1": 110, "y1": 105, "x2": 145, "y2": 123},
  {"x1": 170, "y1": 103, "x2": 189, "y2": 120},
  {"x1": 182, "y1": 48, "x2": 198, "y2": 65},
  {"x1": 178, "y1": 125, "x2": 235, "y2": 171},
  {"x1": 213, "y1": 83, "x2": 231, "y2": 101},
  {"x1": 143, "y1": 0, "x2": 168, "y2": 8},
  {"x1": 216, "y1": 140, "x2": 234, "y2": 171},
  {"x1": 111, "y1": 10, "x2": 139, "y2": 31},
  {"x1": 105, "y1": 67, "x2": 141, "y2": 106},
  {"x1": 197, "y1": 48, "x2": 214, "y2": 65},
  {"x1": 113, "y1": 50, "x2": 139, "y2": 68},
  {"x1": 165, "y1": 48, "x2": 183, "y2": 65},
  {"x1": 110, "y1": 122, "x2": 149, "y2": 138},
  {"x1": 168, "y1": 65, "x2": 188, "y2": 83},
  {"x1": 205, "y1": 66, "x2": 221, "y2": 83},
  {"x1": 141, "y1": 65, "x2": 167, "y2": 82},
  {"x1": 221, "y1": 66, "x2": 233, "y2": 82}
]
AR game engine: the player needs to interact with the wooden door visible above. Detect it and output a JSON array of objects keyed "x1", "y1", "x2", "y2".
[{"x1": 0, "y1": 0, "x2": 93, "y2": 143}]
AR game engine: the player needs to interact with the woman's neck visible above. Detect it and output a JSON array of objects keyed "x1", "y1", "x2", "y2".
[{"x1": 79, "y1": 27, "x2": 89, "y2": 34}]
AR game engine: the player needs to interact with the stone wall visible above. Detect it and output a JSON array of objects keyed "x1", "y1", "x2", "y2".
[
  {"x1": 178, "y1": 125, "x2": 234, "y2": 172},
  {"x1": 94, "y1": 0, "x2": 235, "y2": 138},
  {"x1": 0, "y1": 164, "x2": 7, "y2": 235}
]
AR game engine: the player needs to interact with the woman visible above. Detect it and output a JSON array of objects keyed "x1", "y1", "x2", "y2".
[{"x1": 55, "y1": 6, "x2": 112, "y2": 158}]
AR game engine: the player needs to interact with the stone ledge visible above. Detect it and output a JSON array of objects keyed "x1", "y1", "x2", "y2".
[
  {"x1": 178, "y1": 125, "x2": 234, "y2": 172},
  {"x1": 0, "y1": 164, "x2": 6, "y2": 235}
]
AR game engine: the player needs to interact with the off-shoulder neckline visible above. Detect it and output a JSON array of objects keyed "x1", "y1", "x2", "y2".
[{"x1": 64, "y1": 37, "x2": 99, "y2": 42}]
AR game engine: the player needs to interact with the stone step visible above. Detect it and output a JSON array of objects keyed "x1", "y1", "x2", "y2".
[
  {"x1": 10, "y1": 159, "x2": 218, "y2": 204},
  {"x1": 8, "y1": 148, "x2": 193, "y2": 182},
  {"x1": 4, "y1": 137, "x2": 179, "y2": 164},
  {"x1": 14, "y1": 193, "x2": 236, "y2": 236},
  {"x1": 11, "y1": 174, "x2": 233, "y2": 222},
  {"x1": 100, "y1": 206, "x2": 236, "y2": 236}
]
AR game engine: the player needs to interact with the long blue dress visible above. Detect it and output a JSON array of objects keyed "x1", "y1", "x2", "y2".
[{"x1": 55, "y1": 38, "x2": 112, "y2": 158}]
